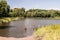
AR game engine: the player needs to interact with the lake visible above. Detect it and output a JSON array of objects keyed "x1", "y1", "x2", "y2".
[{"x1": 0, "y1": 18, "x2": 60, "y2": 38}]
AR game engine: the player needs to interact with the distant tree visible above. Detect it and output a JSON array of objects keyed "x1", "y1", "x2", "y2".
[{"x1": 9, "y1": 8, "x2": 25, "y2": 17}]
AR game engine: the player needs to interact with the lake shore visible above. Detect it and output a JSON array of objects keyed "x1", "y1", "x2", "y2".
[{"x1": 0, "y1": 35, "x2": 34, "y2": 40}]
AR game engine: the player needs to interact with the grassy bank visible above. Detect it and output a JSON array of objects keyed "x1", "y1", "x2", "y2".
[
  {"x1": 34, "y1": 24, "x2": 60, "y2": 40},
  {"x1": 0, "y1": 17, "x2": 19, "y2": 24}
]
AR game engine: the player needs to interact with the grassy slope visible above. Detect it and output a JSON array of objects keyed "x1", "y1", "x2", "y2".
[
  {"x1": 0, "y1": 17, "x2": 19, "y2": 23},
  {"x1": 34, "y1": 24, "x2": 60, "y2": 40}
]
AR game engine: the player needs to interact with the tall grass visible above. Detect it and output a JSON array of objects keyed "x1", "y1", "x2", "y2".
[{"x1": 34, "y1": 24, "x2": 60, "y2": 40}]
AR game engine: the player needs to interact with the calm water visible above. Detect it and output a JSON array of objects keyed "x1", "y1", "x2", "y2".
[{"x1": 0, "y1": 18, "x2": 60, "y2": 38}]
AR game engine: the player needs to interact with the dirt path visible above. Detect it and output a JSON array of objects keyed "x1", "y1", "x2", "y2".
[{"x1": 0, "y1": 36, "x2": 34, "y2": 40}]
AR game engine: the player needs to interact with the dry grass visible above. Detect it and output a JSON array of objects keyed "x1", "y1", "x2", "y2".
[{"x1": 34, "y1": 24, "x2": 60, "y2": 40}]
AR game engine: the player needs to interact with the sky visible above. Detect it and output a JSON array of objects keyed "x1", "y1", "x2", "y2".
[{"x1": 7, "y1": 0, "x2": 60, "y2": 10}]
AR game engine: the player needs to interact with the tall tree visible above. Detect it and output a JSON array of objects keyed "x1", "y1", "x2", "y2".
[{"x1": 0, "y1": 0, "x2": 10, "y2": 17}]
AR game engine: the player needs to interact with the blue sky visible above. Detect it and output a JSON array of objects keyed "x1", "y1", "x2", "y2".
[{"x1": 7, "y1": 0, "x2": 60, "y2": 10}]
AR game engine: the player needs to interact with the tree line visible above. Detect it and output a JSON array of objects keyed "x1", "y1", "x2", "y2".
[{"x1": 0, "y1": 0, "x2": 60, "y2": 18}]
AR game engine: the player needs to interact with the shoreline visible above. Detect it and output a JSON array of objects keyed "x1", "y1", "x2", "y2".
[
  {"x1": 0, "y1": 35, "x2": 34, "y2": 40},
  {"x1": 19, "y1": 17, "x2": 60, "y2": 20}
]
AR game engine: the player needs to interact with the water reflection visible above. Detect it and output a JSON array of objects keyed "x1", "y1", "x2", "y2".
[
  {"x1": 25, "y1": 18, "x2": 34, "y2": 36},
  {"x1": 0, "y1": 27, "x2": 9, "y2": 37},
  {"x1": 0, "y1": 18, "x2": 60, "y2": 38}
]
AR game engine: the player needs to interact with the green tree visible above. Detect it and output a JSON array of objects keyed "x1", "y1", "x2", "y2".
[{"x1": 0, "y1": 0, "x2": 10, "y2": 17}]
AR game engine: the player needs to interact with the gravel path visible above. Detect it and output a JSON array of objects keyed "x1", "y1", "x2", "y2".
[{"x1": 0, "y1": 36, "x2": 34, "y2": 40}]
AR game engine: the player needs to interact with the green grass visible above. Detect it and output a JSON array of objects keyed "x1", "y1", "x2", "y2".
[
  {"x1": 34, "y1": 24, "x2": 60, "y2": 40},
  {"x1": 0, "y1": 17, "x2": 19, "y2": 23}
]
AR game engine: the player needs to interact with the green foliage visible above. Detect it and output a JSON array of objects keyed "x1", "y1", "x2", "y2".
[
  {"x1": 0, "y1": 0, "x2": 10, "y2": 17},
  {"x1": 9, "y1": 8, "x2": 25, "y2": 17},
  {"x1": 0, "y1": 0, "x2": 60, "y2": 18}
]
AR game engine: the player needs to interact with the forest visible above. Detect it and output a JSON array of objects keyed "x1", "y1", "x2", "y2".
[{"x1": 0, "y1": 0, "x2": 60, "y2": 18}]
